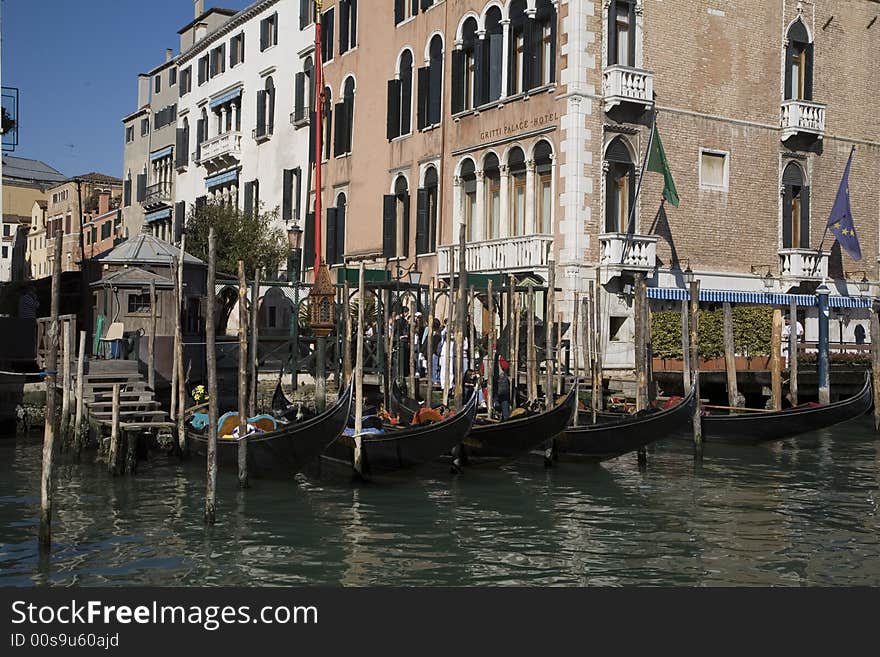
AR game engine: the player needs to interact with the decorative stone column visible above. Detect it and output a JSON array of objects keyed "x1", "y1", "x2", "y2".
[
  {"x1": 474, "y1": 169, "x2": 485, "y2": 242},
  {"x1": 220, "y1": 107, "x2": 227, "y2": 135},
  {"x1": 525, "y1": 159, "x2": 536, "y2": 234},
  {"x1": 499, "y1": 164, "x2": 510, "y2": 238},
  {"x1": 500, "y1": 19, "x2": 510, "y2": 99}
]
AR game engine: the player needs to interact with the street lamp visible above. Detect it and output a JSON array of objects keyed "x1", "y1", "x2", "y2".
[
  {"x1": 682, "y1": 264, "x2": 694, "y2": 286},
  {"x1": 846, "y1": 270, "x2": 870, "y2": 294},
  {"x1": 408, "y1": 270, "x2": 422, "y2": 286},
  {"x1": 287, "y1": 223, "x2": 303, "y2": 283},
  {"x1": 750, "y1": 264, "x2": 775, "y2": 291}
]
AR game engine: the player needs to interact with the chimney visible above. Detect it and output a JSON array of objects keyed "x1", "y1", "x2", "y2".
[
  {"x1": 137, "y1": 74, "x2": 151, "y2": 107},
  {"x1": 166, "y1": 48, "x2": 173, "y2": 63},
  {"x1": 98, "y1": 191, "x2": 111, "y2": 216},
  {"x1": 194, "y1": 0, "x2": 204, "y2": 19}
]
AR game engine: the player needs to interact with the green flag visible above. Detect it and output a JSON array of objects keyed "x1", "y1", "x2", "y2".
[{"x1": 646, "y1": 123, "x2": 680, "y2": 207}]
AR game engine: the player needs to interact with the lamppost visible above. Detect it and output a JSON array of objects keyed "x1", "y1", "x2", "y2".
[{"x1": 286, "y1": 223, "x2": 302, "y2": 283}]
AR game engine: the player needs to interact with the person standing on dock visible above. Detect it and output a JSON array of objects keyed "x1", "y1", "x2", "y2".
[{"x1": 782, "y1": 314, "x2": 804, "y2": 367}]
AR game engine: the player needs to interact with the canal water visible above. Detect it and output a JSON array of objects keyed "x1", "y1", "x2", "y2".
[{"x1": 1, "y1": 418, "x2": 879, "y2": 586}]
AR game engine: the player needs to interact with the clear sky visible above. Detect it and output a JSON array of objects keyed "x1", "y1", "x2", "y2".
[{"x1": 1, "y1": 0, "x2": 250, "y2": 178}]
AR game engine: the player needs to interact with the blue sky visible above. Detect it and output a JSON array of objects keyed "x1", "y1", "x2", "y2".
[{"x1": 2, "y1": 0, "x2": 249, "y2": 177}]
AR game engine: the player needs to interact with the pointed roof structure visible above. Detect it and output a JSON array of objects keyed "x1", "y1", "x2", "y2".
[
  {"x1": 97, "y1": 229, "x2": 205, "y2": 267},
  {"x1": 90, "y1": 266, "x2": 175, "y2": 289}
]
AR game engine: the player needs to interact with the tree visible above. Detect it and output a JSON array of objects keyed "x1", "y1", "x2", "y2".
[
  {"x1": 186, "y1": 202, "x2": 290, "y2": 278},
  {"x1": 1, "y1": 107, "x2": 16, "y2": 135}
]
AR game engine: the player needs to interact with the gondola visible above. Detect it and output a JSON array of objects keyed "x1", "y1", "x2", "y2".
[
  {"x1": 553, "y1": 386, "x2": 696, "y2": 462},
  {"x1": 390, "y1": 380, "x2": 578, "y2": 464},
  {"x1": 700, "y1": 375, "x2": 872, "y2": 445},
  {"x1": 320, "y1": 391, "x2": 479, "y2": 476},
  {"x1": 187, "y1": 382, "x2": 353, "y2": 478}
]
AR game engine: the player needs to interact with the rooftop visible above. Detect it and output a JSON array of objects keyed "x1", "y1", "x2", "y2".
[
  {"x1": 177, "y1": 7, "x2": 238, "y2": 35},
  {"x1": 2, "y1": 155, "x2": 66, "y2": 185},
  {"x1": 91, "y1": 266, "x2": 176, "y2": 290},
  {"x1": 97, "y1": 231, "x2": 205, "y2": 267}
]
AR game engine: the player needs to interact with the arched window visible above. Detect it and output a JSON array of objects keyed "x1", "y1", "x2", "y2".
[
  {"x1": 482, "y1": 7, "x2": 503, "y2": 104},
  {"x1": 508, "y1": 1, "x2": 527, "y2": 95},
  {"x1": 785, "y1": 20, "x2": 813, "y2": 101},
  {"x1": 782, "y1": 162, "x2": 809, "y2": 249},
  {"x1": 608, "y1": 0, "x2": 636, "y2": 67},
  {"x1": 535, "y1": 0, "x2": 557, "y2": 87},
  {"x1": 460, "y1": 159, "x2": 477, "y2": 241},
  {"x1": 452, "y1": 18, "x2": 479, "y2": 113},
  {"x1": 383, "y1": 176, "x2": 410, "y2": 258},
  {"x1": 388, "y1": 49, "x2": 413, "y2": 140},
  {"x1": 418, "y1": 35, "x2": 443, "y2": 129},
  {"x1": 323, "y1": 86, "x2": 332, "y2": 160},
  {"x1": 335, "y1": 76, "x2": 355, "y2": 156},
  {"x1": 328, "y1": 192, "x2": 346, "y2": 264},
  {"x1": 604, "y1": 137, "x2": 635, "y2": 233},
  {"x1": 484, "y1": 153, "x2": 501, "y2": 239},
  {"x1": 508, "y1": 147, "x2": 526, "y2": 236},
  {"x1": 534, "y1": 140, "x2": 553, "y2": 234},
  {"x1": 416, "y1": 166, "x2": 439, "y2": 254}
]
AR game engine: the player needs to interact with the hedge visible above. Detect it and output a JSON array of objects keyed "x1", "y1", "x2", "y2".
[{"x1": 651, "y1": 306, "x2": 775, "y2": 359}]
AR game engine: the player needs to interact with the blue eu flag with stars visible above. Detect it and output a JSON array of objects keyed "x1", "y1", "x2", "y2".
[{"x1": 827, "y1": 147, "x2": 861, "y2": 261}]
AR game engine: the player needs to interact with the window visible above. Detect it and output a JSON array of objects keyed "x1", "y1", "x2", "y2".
[
  {"x1": 452, "y1": 18, "x2": 479, "y2": 113},
  {"x1": 169, "y1": 67, "x2": 177, "y2": 86},
  {"x1": 608, "y1": 0, "x2": 636, "y2": 67},
  {"x1": 124, "y1": 175, "x2": 132, "y2": 207},
  {"x1": 244, "y1": 179, "x2": 260, "y2": 215},
  {"x1": 230, "y1": 32, "x2": 245, "y2": 67},
  {"x1": 785, "y1": 20, "x2": 814, "y2": 101},
  {"x1": 335, "y1": 77, "x2": 355, "y2": 156},
  {"x1": 461, "y1": 159, "x2": 477, "y2": 241},
  {"x1": 128, "y1": 293, "x2": 152, "y2": 315},
  {"x1": 416, "y1": 166, "x2": 439, "y2": 254},
  {"x1": 782, "y1": 162, "x2": 810, "y2": 249},
  {"x1": 484, "y1": 154, "x2": 501, "y2": 240},
  {"x1": 327, "y1": 193, "x2": 346, "y2": 265},
  {"x1": 509, "y1": 147, "x2": 527, "y2": 236},
  {"x1": 260, "y1": 13, "x2": 279, "y2": 51},
  {"x1": 210, "y1": 45, "x2": 226, "y2": 77},
  {"x1": 417, "y1": 36, "x2": 443, "y2": 130},
  {"x1": 605, "y1": 137, "x2": 635, "y2": 232},
  {"x1": 383, "y1": 175, "x2": 410, "y2": 258},
  {"x1": 535, "y1": 141, "x2": 553, "y2": 234},
  {"x1": 154, "y1": 74, "x2": 161, "y2": 94},
  {"x1": 176, "y1": 119, "x2": 190, "y2": 168},
  {"x1": 180, "y1": 66, "x2": 192, "y2": 96},
  {"x1": 294, "y1": 57, "x2": 313, "y2": 127},
  {"x1": 198, "y1": 54, "x2": 209, "y2": 84},
  {"x1": 140, "y1": 118, "x2": 150, "y2": 136},
  {"x1": 482, "y1": 8, "x2": 503, "y2": 105},
  {"x1": 535, "y1": 0, "x2": 557, "y2": 87},
  {"x1": 299, "y1": 0, "x2": 315, "y2": 29},
  {"x1": 283, "y1": 167, "x2": 302, "y2": 221},
  {"x1": 2, "y1": 224, "x2": 9, "y2": 237},
  {"x1": 388, "y1": 49, "x2": 413, "y2": 140},
  {"x1": 322, "y1": 87, "x2": 333, "y2": 160},
  {"x1": 699, "y1": 149, "x2": 728, "y2": 191},
  {"x1": 196, "y1": 108, "x2": 208, "y2": 160},
  {"x1": 256, "y1": 76, "x2": 276, "y2": 139},
  {"x1": 321, "y1": 9, "x2": 335, "y2": 62},
  {"x1": 1, "y1": 246, "x2": 7, "y2": 259},
  {"x1": 101, "y1": 221, "x2": 111, "y2": 240},
  {"x1": 394, "y1": 0, "x2": 418, "y2": 25},
  {"x1": 339, "y1": 0, "x2": 357, "y2": 55},
  {"x1": 509, "y1": 1, "x2": 527, "y2": 95},
  {"x1": 125, "y1": 126, "x2": 134, "y2": 143}
]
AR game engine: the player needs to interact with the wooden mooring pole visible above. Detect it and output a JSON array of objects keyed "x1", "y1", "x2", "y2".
[
  {"x1": 170, "y1": 263, "x2": 179, "y2": 424},
  {"x1": 108, "y1": 384, "x2": 121, "y2": 475},
  {"x1": 237, "y1": 260, "x2": 249, "y2": 489},
  {"x1": 722, "y1": 302, "x2": 739, "y2": 407},
  {"x1": 771, "y1": 308, "x2": 783, "y2": 412},
  {"x1": 354, "y1": 263, "x2": 366, "y2": 477},
  {"x1": 527, "y1": 283, "x2": 537, "y2": 402},
  {"x1": 634, "y1": 273, "x2": 648, "y2": 464},
  {"x1": 681, "y1": 299, "x2": 691, "y2": 392},
  {"x1": 59, "y1": 321, "x2": 71, "y2": 444},
  {"x1": 73, "y1": 330, "x2": 86, "y2": 457},
  {"x1": 511, "y1": 288, "x2": 521, "y2": 410},
  {"x1": 426, "y1": 278, "x2": 436, "y2": 401},
  {"x1": 148, "y1": 279, "x2": 157, "y2": 393},
  {"x1": 205, "y1": 228, "x2": 218, "y2": 524},
  {"x1": 343, "y1": 280, "x2": 352, "y2": 382},
  {"x1": 544, "y1": 256, "x2": 555, "y2": 403},
  {"x1": 689, "y1": 280, "x2": 702, "y2": 448},
  {"x1": 871, "y1": 306, "x2": 880, "y2": 431},
  {"x1": 486, "y1": 279, "x2": 495, "y2": 418},
  {"x1": 454, "y1": 225, "x2": 466, "y2": 410},
  {"x1": 39, "y1": 233, "x2": 62, "y2": 551},
  {"x1": 249, "y1": 267, "x2": 261, "y2": 418},
  {"x1": 789, "y1": 298, "x2": 799, "y2": 406}
]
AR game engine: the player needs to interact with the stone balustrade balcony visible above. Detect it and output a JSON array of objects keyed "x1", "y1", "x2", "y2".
[
  {"x1": 197, "y1": 131, "x2": 242, "y2": 173},
  {"x1": 603, "y1": 65, "x2": 654, "y2": 112},
  {"x1": 779, "y1": 248, "x2": 828, "y2": 280},
  {"x1": 437, "y1": 234, "x2": 554, "y2": 275},
  {"x1": 780, "y1": 99, "x2": 826, "y2": 141},
  {"x1": 599, "y1": 233, "x2": 658, "y2": 271}
]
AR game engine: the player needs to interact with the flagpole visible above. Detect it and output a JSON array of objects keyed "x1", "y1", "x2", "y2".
[
  {"x1": 809, "y1": 144, "x2": 856, "y2": 277},
  {"x1": 620, "y1": 109, "x2": 658, "y2": 265}
]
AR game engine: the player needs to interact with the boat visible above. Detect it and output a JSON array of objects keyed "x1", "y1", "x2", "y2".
[
  {"x1": 553, "y1": 386, "x2": 696, "y2": 462},
  {"x1": 187, "y1": 382, "x2": 353, "y2": 478},
  {"x1": 700, "y1": 375, "x2": 872, "y2": 445},
  {"x1": 320, "y1": 391, "x2": 479, "y2": 476},
  {"x1": 390, "y1": 380, "x2": 578, "y2": 464}
]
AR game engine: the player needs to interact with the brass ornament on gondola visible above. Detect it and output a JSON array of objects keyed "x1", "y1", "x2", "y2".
[{"x1": 309, "y1": 261, "x2": 336, "y2": 337}]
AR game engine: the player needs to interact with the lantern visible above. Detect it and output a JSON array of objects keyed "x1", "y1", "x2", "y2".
[{"x1": 309, "y1": 261, "x2": 336, "y2": 337}]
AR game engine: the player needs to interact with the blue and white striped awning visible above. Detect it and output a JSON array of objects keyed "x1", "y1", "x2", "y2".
[
  {"x1": 647, "y1": 287, "x2": 873, "y2": 309},
  {"x1": 149, "y1": 146, "x2": 173, "y2": 162},
  {"x1": 145, "y1": 208, "x2": 171, "y2": 223},
  {"x1": 209, "y1": 87, "x2": 243, "y2": 109},
  {"x1": 205, "y1": 169, "x2": 239, "y2": 188}
]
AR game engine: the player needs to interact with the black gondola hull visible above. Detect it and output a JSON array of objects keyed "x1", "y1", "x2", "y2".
[
  {"x1": 321, "y1": 392, "x2": 478, "y2": 476},
  {"x1": 555, "y1": 387, "x2": 696, "y2": 461},
  {"x1": 187, "y1": 383, "x2": 353, "y2": 478},
  {"x1": 700, "y1": 376, "x2": 872, "y2": 445}
]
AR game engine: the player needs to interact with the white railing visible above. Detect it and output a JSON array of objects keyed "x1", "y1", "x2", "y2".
[
  {"x1": 599, "y1": 233, "x2": 658, "y2": 270},
  {"x1": 780, "y1": 100, "x2": 826, "y2": 140},
  {"x1": 779, "y1": 248, "x2": 828, "y2": 279},
  {"x1": 199, "y1": 131, "x2": 242, "y2": 164},
  {"x1": 437, "y1": 234, "x2": 554, "y2": 275},
  {"x1": 603, "y1": 65, "x2": 654, "y2": 111}
]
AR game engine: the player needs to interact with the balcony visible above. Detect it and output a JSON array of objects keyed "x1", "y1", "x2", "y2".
[
  {"x1": 780, "y1": 100, "x2": 826, "y2": 141},
  {"x1": 599, "y1": 233, "x2": 658, "y2": 271},
  {"x1": 141, "y1": 182, "x2": 171, "y2": 210},
  {"x1": 603, "y1": 65, "x2": 654, "y2": 112},
  {"x1": 197, "y1": 131, "x2": 241, "y2": 173},
  {"x1": 437, "y1": 234, "x2": 554, "y2": 276},
  {"x1": 779, "y1": 248, "x2": 828, "y2": 280}
]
